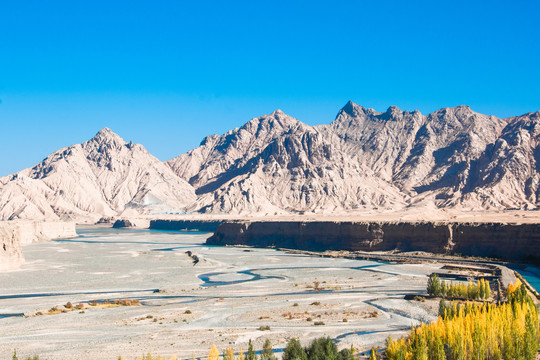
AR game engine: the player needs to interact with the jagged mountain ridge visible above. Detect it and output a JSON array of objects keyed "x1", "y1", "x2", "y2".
[
  {"x1": 1, "y1": 102, "x2": 538, "y2": 220},
  {"x1": 168, "y1": 101, "x2": 538, "y2": 213}
]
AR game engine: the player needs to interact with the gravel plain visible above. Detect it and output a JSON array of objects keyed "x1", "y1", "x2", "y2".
[{"x1": 0, "y1": 227, "x2": 442, "y2": 359}]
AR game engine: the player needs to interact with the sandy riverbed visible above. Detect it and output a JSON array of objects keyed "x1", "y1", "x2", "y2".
[{"x1": 0, "y1": 227, "x2": 443, "y2": 359}]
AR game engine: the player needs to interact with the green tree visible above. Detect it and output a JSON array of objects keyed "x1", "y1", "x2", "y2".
[
  {"x1": 452, "y1": 332, "x2": 464, "y2": 360},
  {"x1": 427, "y1": 274, "x2": 441, "y2": 296},
  {"x1": 247, "y1": 340, "x2": 257, "y2": 360},
  {"x1": 335, "y1": 348, "x2": 355, "y2": 360},
  {"x1": 369, "y1": 347, "x2": 377, "y2": 360},
  {"x1": 283, "y1": 338, "x2": 307, "y2": 360},
  {"x1": 260, "y1": 339, "x2": 277, "y2": 360},
  {"x1": 524, "y1": 309, "x2": 539, "y2": 360},
  {"x1": 306, "y1": 337, "x2": 338, "y2": 360},
  {"x1": 479, "y1": 280, "x2": 485, "y2": 299},
  {"x1": 434, "y1": 336, "x2": 445, "y2": 360},
  {"x1": 410, "y1": 328, "x2": 427, "y2": 360},
  {"x1": 438, "y1": 299, "x2": 447, "y2": 318}
]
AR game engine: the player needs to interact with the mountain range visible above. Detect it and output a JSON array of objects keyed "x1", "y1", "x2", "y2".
[{"x1": 1, "y1": 101, "x2": 539, "y2": 221}]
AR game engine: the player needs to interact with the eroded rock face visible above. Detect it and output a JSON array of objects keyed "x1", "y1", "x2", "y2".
[
  {"x1": 207, "y1": 220, "x2": 540, "y2": 262},
  {"x1": 16, "y1": 221, "x2": 77, "y2": 245},
  {"x1": 0, "y1": 223, "x2": 24, "y2": 271},
  {"x1": 0, "y1": 221, "x2": 77, "y2": 271},
  {"x1": 167, "y1": 110, "x2": 305, "y2": 189}
]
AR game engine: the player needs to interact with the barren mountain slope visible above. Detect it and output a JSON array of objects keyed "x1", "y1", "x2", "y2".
[
  {"x1": 324, "y1": 102, "x2": 509, "y2": 205},
  {"x1": 170, "y1": 103, "x2": 538, "y2": 214},
  {"x1": 1, "y1": 103, "x2": 538, "y2": 221},
  {"x1": 403, "y1": 106, "x2": 506, "y2": 196},
  {"x1": 0, "y1": 128, "x2": 196, "y2": 221},
  {"x1": 327, "y1": 103, "x2": 505, "y2": 183},
  {"x1": 166, "y1": 110, "x2": 306, "y2": 189},
  {"x1": 324, "y1": 101, "x2": 425, "y2": 183},
  {"x1": 191, "y1": 123, "x2": 406, "y2": 214},
  {"x1": 461, "y1": 111, "x2": 540, "y2": 209}
]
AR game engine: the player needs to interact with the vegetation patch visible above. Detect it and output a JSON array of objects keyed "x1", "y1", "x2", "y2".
[
  {"x1": 386, "y1": 280, "x2": 539, "y2": 360},
  {"x1": 427, "y1": 273, "x2": 491, "y2": 300},
  {"x1": 32, "y1": 299, "x2": 141, "y2": 316}
]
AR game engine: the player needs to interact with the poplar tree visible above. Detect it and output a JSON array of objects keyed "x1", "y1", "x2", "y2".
[
  {"x1": 247, "y1": 340, "x2": 256, "y2": 360},
  {"x1": 260, "y1": 339, "x2": 277, "y2": 360},
  {"x1": 369, "y1": 347, "x2": 377, "y2": 360},
  {"x1": 207, "y1": 344, "x2": 220, "y2": 360},
  {"x1": 224, "y1": 347, "x2": 235, "y2": 360}
]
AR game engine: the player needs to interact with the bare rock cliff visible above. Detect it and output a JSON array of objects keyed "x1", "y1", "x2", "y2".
[
  {"x1": 0, "y1": 221, "x2": 77, "y2": 271},
  {"x1": 0, "y1": 222, "x2": 24, "y2": 271},
  {"x1": 207, "y1": 220, "x2": 540, "y2": 262}
]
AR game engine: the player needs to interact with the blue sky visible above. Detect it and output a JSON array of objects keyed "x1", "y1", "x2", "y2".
[{"x1": 1, "y1": 0, "x2": 539, "y2": 176}]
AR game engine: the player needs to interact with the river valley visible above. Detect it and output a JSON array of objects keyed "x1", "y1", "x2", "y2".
[{"x1": 0, "y1": 227, "x2": 536, "y2": 359}]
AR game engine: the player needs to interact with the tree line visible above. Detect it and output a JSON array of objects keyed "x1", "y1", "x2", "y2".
[
  {"x1": 206, "y1": 337, "x2": 357, "y2": 360},
  {"x1": 385, "y1": 280, "x2": 539, "y2": 360},
  {"x1": 427, "y1": 274, "x2": 491, "y2": 300}
]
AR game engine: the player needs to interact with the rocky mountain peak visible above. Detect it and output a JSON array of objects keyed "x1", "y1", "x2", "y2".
[
  {"x1": 380, "y1": 105, "x2": 404, "y2": 120},
  {"x1": 435, "y1": 105, "x2": 473, "y2": 116},
  {"x1": 89, "y1": 127, "x2": 126, "y2": 148},
  {"x1": 243, "y1": 110, "x2": 302, "y2": 134},
  {"x1": 339, "y1": 100, "x2": 371, "y2": 118}
]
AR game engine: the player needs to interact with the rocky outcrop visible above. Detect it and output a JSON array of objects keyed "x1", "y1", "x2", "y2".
[
  {"x1": 0, "y1": 222, "x2": 24, "y2": 271},
  {"x1": 96, "y1": 216, "x2": 115, "y2": 224},
  {"x1": 112, "y1": 219, "x2": 135, "y2": 228},
  {"x1": 0, "y1": 221, "x2": 77, "y2": 271},
  {"x1": 207, "y1": 220, "x2": 540, "y2": 262},
  {"x1": 149, "y1": 219, "x2": 223, "y2": 232}
]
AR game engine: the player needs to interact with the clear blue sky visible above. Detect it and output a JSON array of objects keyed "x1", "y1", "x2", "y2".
[{"x1": 1, "y1": 0, "x2": 539, "y2": 176}]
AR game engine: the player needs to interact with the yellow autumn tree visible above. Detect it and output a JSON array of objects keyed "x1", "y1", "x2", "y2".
[
  {"x1": 224, "y1": 347, "x2": 235, "y2": 360},
  {"x1": 207, "y1": 344, "x2": 220, "y2": 360},
  {"x1": 238, "y1": 348, "x2": 245, "y2": 360},
  {"x1": 386, "y1": 281, "x2": 539, "y2": 360}
]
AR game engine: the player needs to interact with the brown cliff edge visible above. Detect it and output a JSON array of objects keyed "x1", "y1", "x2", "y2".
[{"x1": 205, "y1": 221, "x2": 540, "y2": 263}]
